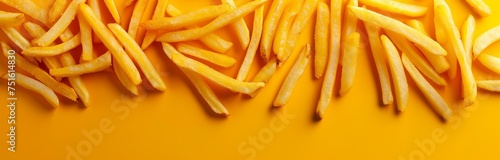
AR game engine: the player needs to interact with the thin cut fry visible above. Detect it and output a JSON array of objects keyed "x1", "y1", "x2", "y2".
[
  {"x1": 248, "y1": 58, "x2": 277, "y2": 97},
  {"x1": 0, "y1": 0, "x2": 49, "y2": 25},
  {"x1": 177, "y1": 44, "x2": 236, "y2": 68},
  {"x1": 142, "y1": 4, "x2": 230, "y2": 30},
  {"x1": 77, "y1": 12, "x2": 93, "y2": 61},
  {"x1": 477, "y1": 54, "x2": 500, "y2": 74},
  {"x1": 341, "y1": 0, "x2": 358, "y2": 64},
  {"x1": 156, "y1": 0, "x2": 266, "y2": 42},
  {"x1": 34, "y1": 0, "x2": 86, "y2": 47},
  {"x1": 401, "y1": 54, "x2": 452, "y2": 120},
  {"x1": 434, "y1": 0, "x2": 456, "y2": 79},
  {"x1": 464, "y1": 0, "x2": 491, "y2": 17},
  {"x1": 473, "y1": 25, "x2": 500, "y2": 57},
  {"x1": 79, "y1": 3, "x2": 142, "y2": 85},
  {"x1": 2, "y1": 73, "x2": 59, "y2": 108},
  {"x1": 87, "y1": 0, "x2": 102, "y2": 43},
  {"x1": 476, "y1": 80, "x2": 500, "y2": 92},
  {"x1": 141, "y1": 0, "x2": 169, "y2": 50},
  {"x1": 273, "y1": 0, "x2": 304, "y2": 58},
  {"x1": 113, "y1": 58, "x2": 139, "y2": 95},
  {"x1": 339, "y1": 32, "x2": 360, "y2": 96},
  {"x1": 359, "y1": 0, "x2": 428, "y2": 17},
  {"x1": 104, "y1": 0, "x2": 121, "y2": 23},
  {"x1": 221, "y1": 0, "x2": 250, "y2": 50},
  {"x1": 23, "y1": 33, "x2": 82, "y2": 57},
  {"x1": 49, "y1": 0, "x2": 68, "y2": 25},
  {"x1": 462, "y1": 15, "x2": 475, "y2": 64},
  {"x1": 0, "y1": 11, "x2": 25, "y2": 27},
  {"x1": 314, "y1": 2, "x2": 330, "y2": 78},
  {"x1": 60, "y1": 53, "x2": 91, "y2": 107},
  {"x1": 128, "y1": 0, "x2": 150, "y2": 41},
  {"x1": 274, "y1": 44, "x2": 310, "y2": 107},
  {"x1": 381, "y1": 35, "x2": 408, "y2": 111},
  {"x1": 108, "y1": 23, "x2": 166, "y2": 91},
  {"x1": 0, "y1": 26, "x2": 39, "y2": 65},
  {"x1": 50, "y1": 52, "x2": 112, "y2": 77},
  {"x1": 236, "y1": 5, "x2": 264, "y2": 81},
  {"x1": 260, "y1": 0, "x2": 290, "y2": 62}
]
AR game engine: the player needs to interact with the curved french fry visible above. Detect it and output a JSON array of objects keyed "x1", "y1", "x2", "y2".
[
  {"x1": 2, "y1": 73, "x2": 59, "y2": 108},
  {"x1": 476, "y1": 80, "x2": 500, "y2": 92},
  {"x1": 260, "y1": 0, "x2": 290, "y2": 62},
  {"x1": 381, "y1": 35, "x2": 408, "y2": 112},
  {"x1": 274, "y1": 44, "x2": 310, "y2": 107},
  {"x1": 359, "y1": 0, "x2": 428, "y2": 17},
  {"x1": 49, "y1": 0, "x2": 68, "y2": 25},
  {"x1": 0, "y1": 0, "x2": 48, "y2": 25},
  {"x1": 339, "y1": 32, "x2": 360, "y2": 96},
  {"x1": 473, "y1": 25, "x2": 500, "y2": 57},
  {"x1": 464, "y1": 0, "x2": 491, "y2": 17},
  {"x1": 113, "y1": 58, "x2": 139, "y2": 95},
  {"x1": 142, "y1": 4, "x2": 230, "y2": 30},
  {"x1": 221, "y1": 0, "x2": 250, "y2": 50},
  {"x1": 128, "y1": 0, "x2": 149, "y2": 41},
  {"x1": 103, "y1": 0, "x2": 121, "y2": 23},
  {"x1": 248, "y1": 58, "x2": 277, "y2": 97},
  {"x1": 461, "y1": 15, "x2": 475, "y2": 64},
  {"x1": 141, "y1": 0, "x2": 169, "y2": 50},
  {"x1": 477, "y1": 54, "x2": 500, "y2": 74},
  {"x1": 236, "y1": 5, "x2": 264, "y2": 81},
  {"x1": 314, "y1": 2, "x2": 330, "y2": 78},
  {"x1": 273, "y1": 0, "x2": 304, "y2": 59},
  {"x1": 60, "y1": 53, "x2": 91, "y2": 107},
  {"x1": 23, "y1": 33, "x2": 81, "y2": 57},
  {"x1": 50, "y1": 52, "x2": 112, "y2": 77},
  {"x1": 177, "y1": 44, "x2": 236, "y2": 68},
  {"x1": 0, "y1": 11, "x2": 25, "y2": 27}
]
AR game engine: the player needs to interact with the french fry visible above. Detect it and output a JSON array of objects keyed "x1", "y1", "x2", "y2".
[
  {"x1": 221, "y1": 0, "x2": 250, "y2": 50},
  {"x1": 60, "y1": 53, "x2": 91, "y2": 107},
  {"x1": 461, "y1": 15, "x2": 475, "y2": 64},
  {"x1": 359, "y1": 0, "x2": 428, "y2": 17},
  {"x1": 141, "y1": 0, "x2": 169, "y2": 50},
  {"x1": 260, "y1": 0, "x2": 290, "y2": 62},
  {"x1": 77, "y1": 12, "x2": 93, "y2": 61},
  {"x1": 49, "y1": 0, "x2": 68, "y2": 25},
  {"x1": 349, "y1": 6, "x2": 447, "y2": 56},
  {"x1": 274, "y1": 44, "x2": 310, "y2": 107},
  {"x1": 142, "y1": 4, "x2": 230, "y2": 30},
  {"x1": 156, "y1": 0, "x2": 266, "y2": 42},
  {"x1": 314, "y1": 2, "x2": 330, "y2": 78},
  {"x1": 113, "y1": 58, "x2": 139, "y2": 95},
  {"x1": 316, "y1": 0, "x2": 342, "y2": 119},
  {"x1": 34, "y1": 0, "x2": 86, "y2": 47},
  {"x1": 473, "y1": 25, "x2": 500, "y2": 57},
  {"x1": 464, "y1": 0, "x2": 491, "y2": 17},
  {"x1": 339, "y1": 32, "x2": 360, "y2": 96},
  {"x1": 401, "y1": 54, "x2": 452, "y2": 120},
  {"x1": 169, "y1": 46, "x2": 265, "y2": 94},
  {"x1": 273, "y1": 0, "x2": 304, "y2": 58},
  {"x1": 79, "y1": 3, "x2": 142, "y2": 85},
  {"x1": 124, "y1": 0, "x2": 136, "y2": 7},
  {"x1": 364, "y1": 21, "x2": 393, "y2": 105},
  {"x1": 0, "y1": 11, "x2": 25, "y2": 27},
  {"x1": 433, "y1": 0, "x2": 456, "y2": 79},
  {"x1": 381, "y1": 35, "x2": 408, "y2": 111},
  {"x1": 108, "y1": 23, "x2": 166, "y2": 91},
  {"x1": 23, "y1": 33, "x2": 82, "y2": 57},
  {"x1": 477, "y1": 54, "x2": 500, "y2": 74},
  {"x1": 128, "y1": 0, "x2": 149, "y2": 41},
  {"x1": 248, "y1": 58, "x2": 277, "y2": 97},
  {"x1": 0, "y1": 26, "x2": 39, "y2": 65},
  {"x1": 341, "y1": 0, "x2": 358, "y2": 65},
  {"x1": 50, "y1": 52, "x2": 112, "y2": 77},
  {"x1": 476, "y1": 80, "x2": 500, "y2": 92},
  {"x1": 280, "y1": 0, "x2": 319, "y2": 63},
  {"x1": 2, "y1": 73, "x2": 59, "y2": 108},
  {"x1": 0, "y1": 0, "x2": 49, "y2": 25},
  {"x1": 87, "y1": 0, "x2": 102, "y2": 43},
  {"x1": 103, "y1": 0, "x2": 121, "y2": 23},
  {"x1": 236, "y1": 5, "x2": 264, "y2": 81},
  {"x1": 177, "y1": 44, "x2": 236, "y2": 68}
]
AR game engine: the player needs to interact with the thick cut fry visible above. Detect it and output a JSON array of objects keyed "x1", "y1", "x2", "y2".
[
  {"x1": 142, "y1": 4, "x2": 230, "y2": 30},
  {"x1": 87, "y1": 0, "x2": 102, "y2": 43},
  {"x1": 434, "y1": 0, "x2": 456, "y2": 79},
  {"x1": 341, "y1": 0, "x2": 358, "y2": 60},
  {"x1": 108, "y1": 23, "x2": 166, "y2": 91},
  {"x1": 314, "y1": 2, "x2": 330, "y2": 78},
  {"x1": 236, "y1": 6, "x2": 264, "y2": 81},
  {"x1": 0, "y1": 26, "x2": 39, "y2": 65},
  {"x1": 76, "y1": 12, "x2": 93, "y2": 61},
  {"x1": 34, "y1": 0, "x2": 86, "y2": 47},
  {"x1": 273, "y1": 0, "x2": 304, "y2": 58},
  {"x1": 50, "y1": 52, "x2": 112, "y2": 77},
  {"x1": 401, "y1": 54, "x2": 452, "y2": 120},
  {"x1": 49, "y1": 0, "x2": 68, "y2": 25},
  {"x1": 23, "y1": 33, "x2": 82, "y2": 57},
  {"x1": 0, "y1": 11, "x2": 25, "y2": 27},
  {"x1": 260, "y1": 0, "x2": 290, "y2": 62},
  {"x1": 274, "y1": 44, "x2": 310, "y2": 107},
  {"x1": 477, "y1": 54, "x2": 500, "y2": 74},
  {"x1": 60, "y1": 53, "x2": 91, "y2": 107},
  {"x1": 141, "y1": 0, "x2": 169, "y2": 50},
  {"x1": 248, "y1": 58, "x2": 277, "y2": 97},
  {"x1": 103, "y1": 0, "x2": 121, "y2": 23},
  {"x1": 339, "y1": 32, "x2": 360, "y2": 96},
  {"x1": 0, "y1": 0, "x2": 48, "y2": 25},
  {"x1": 473, "y1": 25, "x2": 500, "y2": 57},
  {"x1": 221, "y1": 0, "x2": 250, "y2": 50},
  {"x1": 177, "y1": 44, "x2": 236, "y2": 68},
  {"x1": 156, "y1": 0, "x2": 267, "y2": 42},
  {"x1": 349, "y1": 6, "x2": 446, "y2": 56},
  {"x1": 170, "y1": 48, "x2": 265, "y2": 94},
  {"x1": 79, "y1": 3, "x2": 142, "y2": 85},
  {"x1": 381, "y1": 35, "x2": 408, "y2": 111},
  {"x1": 464, "y1": 0, "x2": 491, "y2": 17},
  {"x1": 359, "y1": 0, "x2": 428, "y2": 17},
  {"x1": 316, "y1": 0, "x2": 342, "y2": 119},
  {"x1": 365, "y1": 22, "x2": 393, "y2": 105},
  {"x1": 2, "y1": 73, "x2": 59, "y2": 108},
  {"x1": 476, "y1": 80, "x2": 500, "y2": 92},
  {"x1": 128, "y1": 0, "x2": 149, "y2": 41},
  {"x1": 462, "y1": 15, "x2": 475, "y2": 64},
  {"x1": 113, "y1": 58, "x2": 139, "y2": 95}
]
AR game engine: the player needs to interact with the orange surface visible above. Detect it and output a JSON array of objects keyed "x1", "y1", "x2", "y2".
[{"x1": 1, "y1": 0, "x2": 500, "y2": 159}]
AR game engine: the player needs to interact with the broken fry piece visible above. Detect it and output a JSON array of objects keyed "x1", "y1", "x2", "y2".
[
  {"x1": 50, "y1": 52, "x2": 112, "y2": 77},
  {"x1": 0, "y1": 11, "x2": 25, "y2": 27},
  {"x1": 381, "y1": 35, "x2": 408, "y2": 112},
  {"x1": 222, "y1": 0, "x2": 251, "y2": 50},
  {"x1": 177, "y1": 43, "x2": 236, "y2": 68},
  {"x1": 274, "y1": 44, "x2": 310, "y2": 107},
  {"x1": 236, "y1": 5, "x2": 264, "y2": 81},
  {"x1": 2, "y1": 73, "x2": 59, "y2": 108},
  {"x1": 473, "y1": 25, "x2": 500, "y2": 57},
  {"x1": 23, "y1": 33, "x2": 82, "y2": 57},
  {"x1": 359, "y1": 0, "x2": 428, "y2": 17},
  {"x1": 314, "y1": 2, "x2": 330, "y2": 78},
  {"x1": 142, "y1": 4, "x2": 230, "y2": 30},
  {"x1": 339, "y1": 32, "x2": 360, "y2": 96}
]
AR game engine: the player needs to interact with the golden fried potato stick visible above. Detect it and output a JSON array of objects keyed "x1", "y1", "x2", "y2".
[
  {"x1": 476, "y1": 80, "x2": 500, "y2": 92},
  {"x1": 103, "y1": 0, "x2": 121, "y2": 23},
  {"x1": 221, "y1": 0, "x2": 250, "y2": 50},
  {"x1": 87, "y1": 0, "x2": 102, "y2": 43},
  {"x1": 76, "y1": 12, "x2": 93, "y2": 61},
  {"x1": 473, "y1": 25, "x2": 500, "y2": 58},
  {"x1": 50, "y1": 52, "x2": 112, "y2": 77},
  {"x1": 23, "y1": 33, "x2": 81, "y2": 57},
  {"x1": 341, "y1": 0, "x2": 358, "y2": 65},
  {"x1": 364, "y1": 21, "x2": 393, "y2": 105},
  {"x1": 314, "y1": 2, "x2": 330, "y2": 78},
  {"x1": 359, "y1": 0, "x2": 428, "y2": 17},
  {"x1": 461, "y1": 15, "x2": 475, "y2": 64},
  {"x1": 477, "y1": 54, "x2": 500, "y2": 74},
  {"x1": 156, "y1": 0, "x2": 267, "y2": 42},
  {"x1": 274, "y1": 44, "x2": 310, "y2": 107},
  {"x1": 60, "y1": 53, "x2": 91, "y2": 107},
  {"x1": 108, "y1": 23, "x2": 166, "y2": 91},
  {"x1": 177, "y1": 43, "x2": 236, "y2": 68},
  {"x1": 49, "y1": 0, "x2": 68, "y2": 25},
  {"x1": 2, "y1": 73, "x2": 59, "y2": 108},
  {"x1": 0, "y1": 0, "x2": 48, "y2": 25},
  {"x1": 248, "y1": 58, "x2": 277, "y2": 97},
  {"x1": 125, "y1": 0, "x2": 136, "y2": 7},
  {"x1": 128, "y1": 0, "x2": 149, "y2": 41},
  {"x1": 79, "y1": 3, "x2": 142, "y2": 85},
  {"x1": 260, "y1": 0, "x2": 290, "y2": 62},
  {"x1": 273, "y1": 0, "x2": 304, "y2": 58},
  {"x1": 0, "y1": 26, "x2": 39, "y2": 65},
  {"x1": 236, "y1": 5, "x2": 264, "y2": 81},
  {"x1": 34, "y1": 0, "x2": 86, "y2": 47},
  {"x1": 141, "y1": 0, "x2": 169, "y2": 50},
  {"x1": 316, "y1": 0, "x2": 342, "y2": 119},
  {"x1": 401, "y1": 54, "x2": 452, "y2": 120},
  {"x1": 349, "y1": 6, "x2": 447, "y2": 56},
  {"x1": 381, "y1": 35, "x2": 408, "y2": 112},
  {"x1": 464, "y1": 0, "x2": 491, "y2": 17},
  {"x1": 433, "y1": 0, "x2": 456, "y2": 79},
  {"x1": 166, "y1": 4, "x2": 233, "y2": 53},
  {"x1": 339, "y1": 32, "x2": 360, "y2": 96},
  {"x1": 0, "y1": 11, "x2": 25, "y2": 27},
  {"x1": 113, "y1": 58, "x2": 139, "y2": 95},
  {"x1": 142, "y1": 4, "x2": 230, "y2": 30}
]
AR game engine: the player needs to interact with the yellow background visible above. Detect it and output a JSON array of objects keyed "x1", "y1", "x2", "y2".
[{"x1": 1, "y1": 0, "x2": 500, "y2": 159}]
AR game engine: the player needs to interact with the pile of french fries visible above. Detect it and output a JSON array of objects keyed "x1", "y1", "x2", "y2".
[{"x1": 1, "y1": 0, "x2": 499, "y2": 120}]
